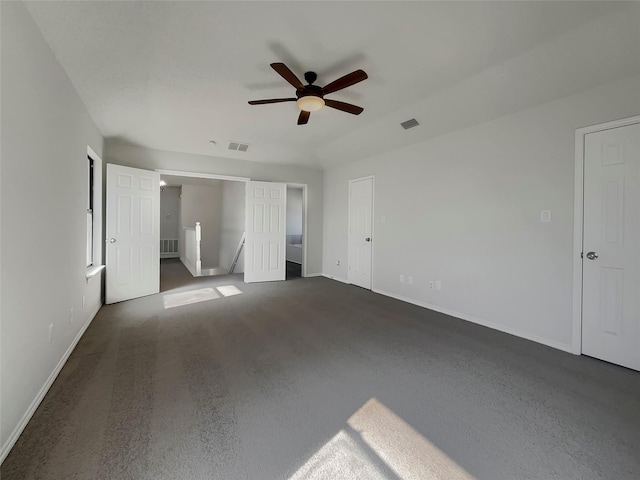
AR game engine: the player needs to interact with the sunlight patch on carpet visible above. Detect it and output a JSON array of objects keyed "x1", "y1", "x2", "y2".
[
  {"x1": 164, "y1": 288, "x2": 220, "y2": 309},
  {"x1": 288, "y1": 430, "x2": 388, "y2": 480},
  {"x1": 163, "y1": 286, "x2": 243, "y2": 309},
  {"x1": 217, "y1": 285, "x2": 243, "y2": 297},
  {"x1": 289, "y1": 398, "x2": 476, "y2": 480}
]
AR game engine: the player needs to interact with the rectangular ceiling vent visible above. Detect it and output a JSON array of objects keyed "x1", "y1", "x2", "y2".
[
  {"x1": 400, "y1": 118, "x2": 420, "y2": 130},
  {"x1": 228, "y1": 141, "x2": 250, "y2": 152}
]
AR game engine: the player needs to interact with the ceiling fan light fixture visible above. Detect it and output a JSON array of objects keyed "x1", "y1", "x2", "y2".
[
  {"x1": 297, "y1": 95, "x2": 325, "y2": 112},
  {"x1": 249, "y1": 63, "x2": 367, "y2": 124}
]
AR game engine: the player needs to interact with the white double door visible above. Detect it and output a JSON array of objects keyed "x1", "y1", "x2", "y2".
[
  {"x1": 582, "y1": 121, "x2": 640, "y2": 371},
  {"x1": 106, "y1": 168, "x2": 288, "y2": 303}
]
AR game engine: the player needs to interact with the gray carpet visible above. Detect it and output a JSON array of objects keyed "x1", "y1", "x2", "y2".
[{"x1": 2, "y1": 259, "x2": 640, "y2": 479}]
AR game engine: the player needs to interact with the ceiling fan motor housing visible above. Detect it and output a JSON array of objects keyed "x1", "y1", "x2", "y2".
[{"x1": 296, "y1": 84, "x2": 324, "y2": 100}]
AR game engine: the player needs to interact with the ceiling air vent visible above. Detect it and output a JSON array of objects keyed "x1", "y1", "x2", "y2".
[
  {"x1": 228, "y1": 141, "x2": 250, "y2": 152},
  {"x1": 400, "y1": 118, "x2": 420, "y2": 130}
]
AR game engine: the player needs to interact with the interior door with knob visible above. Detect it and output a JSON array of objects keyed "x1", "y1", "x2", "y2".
[
  {"x1": 106, "y1": 164, "x2": 160, "y2": 304},
  {"x1": 348, "y1": 177, "x2": 374, "y2": 289},
  {"x1": 582, "y1": 121, "x2": 640, "y2": 370}
]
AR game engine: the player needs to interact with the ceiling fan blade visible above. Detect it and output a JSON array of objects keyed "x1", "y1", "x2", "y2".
[
  {"x1": 324, "y1": 99, "x2": 364, "y2": 115},
  {"x1": 271, "y1": 63, "x2": 304, "y2": 89},
  {"x1": 322, "y1": 69, "x2": 368, "y2": 94},
  {"x1": 248, "y1": 98, "x2": 296, "y2": 105},
  {"x1": 297, "y1": 110, "x2": 310, "y2": 125}
]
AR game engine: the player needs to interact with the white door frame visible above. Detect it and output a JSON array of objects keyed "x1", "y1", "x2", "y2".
[
  {"x1": 286, "y1": 183, "x2": 309, "y2": 278},
  {"x1": 348, "y1": 175, "x2": 375, "y2": 289},
  {"x1": 572, "y1": 115, "x2": 640, "y2": 355},
  {"x1": 155, "y1": 169, "x2": 250, "y2": 183}
]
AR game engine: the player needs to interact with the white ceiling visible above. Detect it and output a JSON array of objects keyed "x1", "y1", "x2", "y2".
[{"x1": 25, "y1": 1, "x2": 640, "y2": 169}]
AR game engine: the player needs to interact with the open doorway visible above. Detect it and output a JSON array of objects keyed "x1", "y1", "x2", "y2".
[
  {"x1": 159, "y1": 173, "x2": 247, "y2": 291},
  {"x1": 286, "y1": 185, "x2": 304, "y2": 279},
  {"x1": 106, "y1": 166, "x2": 310, "y2": 302},
  {"x1": 158, "y1": 169, "x2": 308, "y2": 288}
]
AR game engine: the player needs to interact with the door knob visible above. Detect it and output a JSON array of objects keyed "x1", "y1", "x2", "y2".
[
  {"x1": 585, "y1": 251, "x2": 598, "y2": 260},
  {"x1": 109, "y1": 238, "x2": 117, "y2": 243},
  {"x1": 365, "y1": 237, "x2": 371, "y2": 242}
]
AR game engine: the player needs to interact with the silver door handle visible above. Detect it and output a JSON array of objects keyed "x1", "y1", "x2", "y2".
[
  {"x1": 586, "y1": 251, "x2": 598, "y2": 260},
  {"x1": 365, "y1": 237, "x2": 371, "y2": 242},
  {"x1": 109, "y1": 238, "x2": 117, "y2": 243}
]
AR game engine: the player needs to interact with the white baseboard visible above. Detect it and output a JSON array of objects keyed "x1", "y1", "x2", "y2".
[
  {"x1": 372, "y1": 288, "x2": 574, "y2": 354},
  {"x1": 304, "y1": 272, "x2": 323, "y2": 278},
  {"x1": 179, "y1": 256, "x2": 198, "y2": 277},
  {"x1": 0, "y1": 302, "x2": 102, "y2": 464},
  {"x1": 322, "y1": 274, "x2": 350, "y2": 284},
  {"x1": 201, "y1": 266, "x2": 228, "y2": 276}
]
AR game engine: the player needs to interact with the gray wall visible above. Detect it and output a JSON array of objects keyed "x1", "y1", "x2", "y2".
[
  {"x1": 219, "y1": 181, "x2": 246, "y2": 273},
  {"x1": 180, "y1": 183, "x2": 223, "y2": 268},
  {"x1": 323, "y1": 74, "x2": 640, "y2": 352},
  {"x1": 1, "y1": 1, "x2": 104, "y2": 457},
  {"x1": 104, "y1": 143, "x2": 324, "y2": 275},
  {"x1": 160, "y1": 186, "x2": 180, "y2": 241},
  {"x1": 286, "y1": 187, "x2": 303, "y2": 236}
]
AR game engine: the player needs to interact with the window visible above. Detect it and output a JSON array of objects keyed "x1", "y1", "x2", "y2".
[
  {"x1": 85, "y1": 146, "x2": 104, "y2": 281},
  {"x1": 86, "y1": 156, "x2": 94, "y2": 267}
]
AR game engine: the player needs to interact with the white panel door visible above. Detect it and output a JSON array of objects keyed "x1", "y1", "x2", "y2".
[
  {"x1": 348, "y1": 177, "x2": 373, "y2": 289},
  {"x1": 582, "y1": 122, "x2": 640, "y2": 370},
  {"x1": 244, "y1": 181, "x2": 286, "y2": 283},
  {"x1": 106, "y1": 164, "x2": 160, "y2": 304}
]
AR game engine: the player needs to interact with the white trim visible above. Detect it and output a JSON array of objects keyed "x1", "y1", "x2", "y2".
[
  {"x1": 372, "y1": 288, "x2": 574, "y2": 354},
  {"x1": 0, "y1": 302, "x2": 102, "y2": 464},
  {"x1": 85, "y1": 264, "x2": 105, "y2": 282},
  {"x1": 322, "y1": 274, "x2": 350, "y2": 284},
  {"x1": 180, "y1": 255, "x2": 199, "y2": 277},
  {"x1": 304, "y1": 272, "x2": 323, "y2": 278},
  {"x1": 347, "y1": 175, "x2": 375, "y2": 289},
  {"x1": 572, "y1": 115, "x2": 640, "y2": 356},
  {"x1": 155, "y1": 169, "x2": 249, "y2": 183},
  {"x1": 86, "y1": 145, "x2": 100, "y2": 164}
]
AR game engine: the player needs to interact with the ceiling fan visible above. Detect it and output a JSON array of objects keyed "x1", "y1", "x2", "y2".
[{"x1": 248, "y1": 63, "x2": 368, "y2": 125}]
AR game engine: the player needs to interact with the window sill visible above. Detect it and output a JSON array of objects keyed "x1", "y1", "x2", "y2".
[{"x1": 85, "y1": 265, "x2": 105, "y2": 282}]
